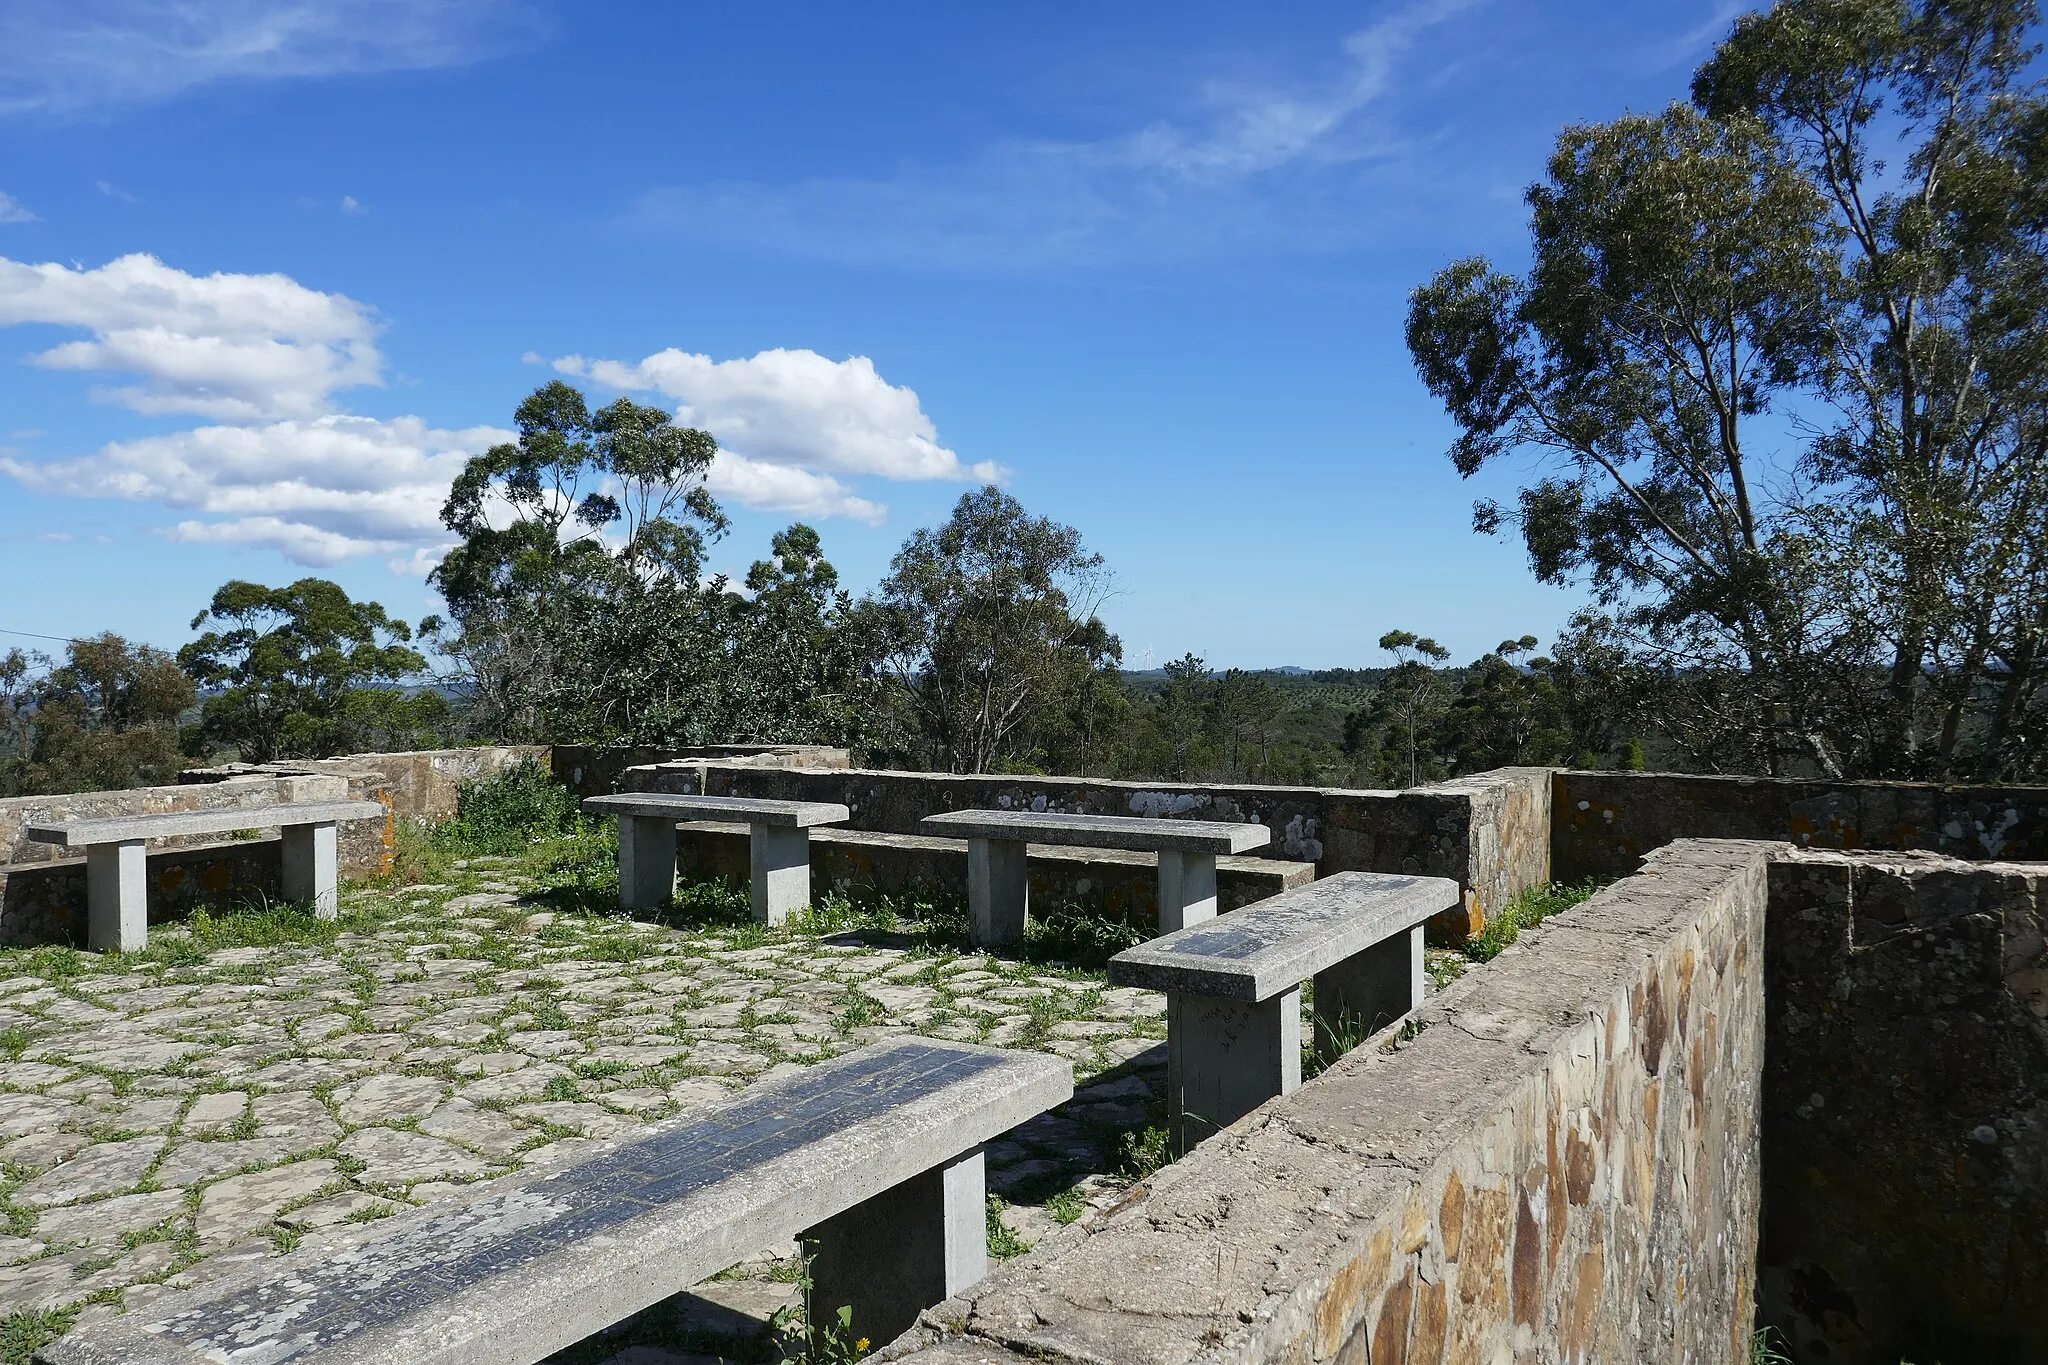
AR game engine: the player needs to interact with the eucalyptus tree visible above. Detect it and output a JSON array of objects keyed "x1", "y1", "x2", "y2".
[
  {"x1": 427, "y1": 381, "x2": 726, "y2": 742},
  {"x1": 1407, "y1": 0, "x2": 2048, "y2": 779},
  {"x1": 872, "y1": 486, "x2": 1117, "y2": 773}
]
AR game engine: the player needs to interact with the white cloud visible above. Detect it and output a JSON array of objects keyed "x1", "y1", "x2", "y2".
[
  {"x1": 706, "y1": 453, "x2": 887, "y2": 526},
  {"x1": 0, "y1": 0, "x2": 541, "y2": 115},
  {"x1": 0, "y1": 414, "x2": 509, "y2": 565},
  {"x1": 629, "y1": 0, "x2": 1476, "y2": 269},
  {"x1": 95, "y1": 180, "x2": 137, "y2": 202},
  {"x1": 556, "y1": 346, "x2": 1003, "y2": 496},
  {"x1": 340, "y1": 195, "x2": 366, "y2": 216},
  {"x1": 0, "y1": 192, "x2": 35, "y2": 224},
  {"x1": 0, "y1": 252, "x2": 381, "y2": 420}
]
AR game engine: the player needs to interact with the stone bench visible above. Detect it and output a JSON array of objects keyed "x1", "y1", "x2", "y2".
[
  {"x1": 672, "y1": 821, "x2": 1316, "y2": 924},
  {"x1": 25, "y1": 800, "x2": 388, "y2": 952},
  {"x1": 1106, "y1": 871, "x2": 1458, "y2": 1146},
  {"x1": 39, "y1": 1036, "x2": 1072, "y2": 1365},
  {"x1": 583, "y1": 793, "x2": 850, "y2": 924},
  {"x1": 919, "y1": 809, "x2": 1271, "y2": 946}
]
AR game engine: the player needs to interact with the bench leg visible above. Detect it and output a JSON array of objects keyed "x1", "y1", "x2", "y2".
[
  {"x1": 750, "y1": 823, "x2": 811, "y2": 924},
  {"x1": 806, "y1": 1145, "x2": 987, "y2": 1349},
  {"x1": 281, "y1": 821, "x2": 340, "y2": 919},
  {"x1": 1168, "y1": 986, "x2": 1301, "y2": 1150},
  {"x1": 1156, "y1": 850, "x2": 1218, "y2": 933},
  {"x1": 85, "y1": 840, "x2": 148, "y2": 953},
  {"x1": 1310, "y1": 924, "x2": 1425, "y2": 1066},
  {"x1": 619, "y1": 815, "x2": 677, "y2": 911},
  {"x1": 967, "y1": 838, "x2": 1027, "y2": 947}
]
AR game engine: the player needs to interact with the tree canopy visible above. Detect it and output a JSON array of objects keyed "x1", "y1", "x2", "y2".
[{"x1": 1407, "y1": 0, "x2": 2048, "y2": 780}]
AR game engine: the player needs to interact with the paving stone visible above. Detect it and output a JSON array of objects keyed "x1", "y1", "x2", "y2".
[
  {"x1": 417, "y1": 1098, "x2": 532, "y2": 1158},
  {"x1": 0, "y1": 1092, "x2": 79, "y2": 1139},
  {"x1": 250, "y1": 1092, "x2": 341, "y2": 1144},
  {"x1": 458, "y1": 1062, "x2": 569, "y2": 1104},
  {"x1": 0, "y1": 1129, "x2": 90, "y2": 1172},
  {"x1": 278, "y1": 1192, "x2": 406, "y2": 1231},
  {"x1": 337, "y1": 1127, "x2": 493, "y2": 1184},
  {"x1": 452, "y1": 1051, "x2": 531, "y2": 1078},
  {"x1": 246, "y1": 1057, "x2": 373, "y2": 1088},
  {"x1": 510, "y1": 1101, "x2": 639, "y2": 1139},
  {"x1": 335, "y1": 1073, "x2": 447, "y2": 1125},
  {"x1": 35, "y1": 1189, "x2": 187, "y2": 1247},
  {"x1": 194, "y1": 1160, "x2": 339, "y2": 1244},
  {"x1": 155, "y1": 1137, "x2": 300, "y2": 1187},
  {"x1": 45, "y1": 1074, "x2": 119, "y2": 1103},
  {"x1": 0, "y1": 1060, "x2": 77, "y2": 1088},
  {"x1": 16, "y1": 1135, "x2": 164, "y2": 1208},
  {"x1": 67, "y1": 1040, "x2": 205, "y2": 1072},
  {"x1": 181, "y1": 1090, "x2": 249, "y2": 1132},
  {"x1": 0, "y1": 1249, "x2": 99, "y2": 1312}
]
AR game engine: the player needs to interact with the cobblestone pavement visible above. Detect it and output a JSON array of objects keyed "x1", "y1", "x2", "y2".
[{"x1": 0, "y1": 856, "x2": 1172, "y2": 1362}]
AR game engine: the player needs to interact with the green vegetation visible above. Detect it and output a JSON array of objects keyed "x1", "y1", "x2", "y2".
[
  {"x1": 0, "y1": 634, "x2": 193, "y2": 797},
  {"x1": 985, "y1": 1195, "x2": 1031, "y2": 1259},
  {"x1": 178, "y1": 576, "x2": 444, "y2": 763},
  {"x1": 1466, "y1": 880, "x2": 1609, "y2": 964},
  {"x1": 1408, "y1": 0, "x2": 2048, "y2": 783}
]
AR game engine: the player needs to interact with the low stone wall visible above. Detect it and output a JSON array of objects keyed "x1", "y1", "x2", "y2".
[
  {"x1": 182, "y1": 745, "x2": 546, "y2": 822},
  {"x1": 1760, "y1": 850, "x2": 2048, "y2": 1363},
  {"x1": 1554, "y1": 770, "x2": 2048, "y2": 881},
  {"x1": 552, "y1": 744, "x2": 851, "y2": 797},
  {"x1": 889, "y1": 838, "x2": 1772, "y2": 1364},
  {"x1": 626, "y1": 763, "x2": 1555, "y2": 939},
  {"x1": 675, "y1": 824, "x2": 1313, "y2": 928}
]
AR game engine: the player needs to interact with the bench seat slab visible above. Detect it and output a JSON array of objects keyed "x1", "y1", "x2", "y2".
[
  {"x1": 920, "y1": 809, "x2": 1270, "y2": 855},
  {"x1": 583, "y1": 793, "x2": 851, "y2": 829},
  {"x1": 38, "y1": 1038, "x2": 1070, "y2": 1365},
  {"x1": 1106, "y1": 871, "x2": 1459, "y2": 1002},
  {"x1": 26, "y1": 800, "x2": 386, "y2": 848}
]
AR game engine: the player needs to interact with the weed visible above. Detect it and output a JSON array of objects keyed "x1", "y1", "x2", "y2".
[
  {"x1": 1115, "y1": 1124, "x2": 1173, "y2": 1182},
  {"x1": 0, "y1": 1026, "x2": 30, "y2": 1062},
  {"x1": 342, "y1": 1202, "x2": 399, "y2": 1224},
  {"x1": 268, "y1": 1225, "x2": 302, "y2": 1254},
  {"x1": 985, "y1": 1195, "x2": 1030, "y2": 1258},
  {"x1": 541, "y1": 1075, "x2": 585, "y2": 1103},
  {"x1": 768, "y1": 1243, "x2": 870, "y2": 1363},
  {"x1": 833, "y1": 990, "x2": 885, "y2": 1032},
  {"x1": 1302, "y1": 1007, "x2": 1378, "y2": 1080},
  {"x1": 1046, "y1": 1185, "x2": 1089, "y2": 1225},
  {"x1": 438, "y1": 760, "x2": 586, "y2": 857},
  {"x1": 0, "y1": 1306, "x2": 79, "y2": 1364},
  {"x1": 1466, "y1": 878, "x2": 1610, "y2": 963},
  {"x1": 1749, "y1": 1327, "x2": 1793, "y2": 1365}
]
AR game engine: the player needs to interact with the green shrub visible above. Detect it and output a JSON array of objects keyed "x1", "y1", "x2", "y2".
[{"x1": 440, "y1": 760, "x2": 583, "y2": 856}]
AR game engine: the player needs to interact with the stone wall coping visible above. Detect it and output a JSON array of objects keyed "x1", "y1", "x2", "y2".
[
  {"x1": 921, "y1": 809, "x2": 1271, "y2": 854},
  {"x1": 582, "y1": 793, "x2": 851, "y2": 828},
  {"x1": 1105, "y1": 871, "x2": 1457, "y2": 1000},
  {"x1": 24, "y1": 800, "x2": 387, "y2": 848}
]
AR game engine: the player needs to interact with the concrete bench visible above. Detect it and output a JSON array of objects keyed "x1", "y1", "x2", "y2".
[
  {"x1": 583, "y1": 793, "x2": 850, "y2": 924},
  {"x1": 25, "y1": 800, "x2": 387, "y2": 952},
  {"x1": 39, "y1": 1036, "x2": 1071, "y2": 1365},
  {"x1": 1107, "y1": 871, "x2": 1458, "y2": 1146},
  {"x1": 919, "y1": 809, "x2": 1271, "y2": 946}
]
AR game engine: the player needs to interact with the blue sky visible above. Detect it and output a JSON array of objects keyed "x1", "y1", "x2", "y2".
[{"x1": 0, "y1": 0, "x2": 1751, "y2": 670}]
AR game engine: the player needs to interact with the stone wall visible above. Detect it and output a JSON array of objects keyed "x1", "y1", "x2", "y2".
[
  {"x1": 626, "y1": 763, "x2": 1554, "y2": 939},
  {"x1": 889, "y1": 839, "x2": 1773, "y2": 1364},
  {"x1": 551, "y1": 744, "x2": 850, "y2": 798},
  {"x1": 673, "y1": 823, "x2": 1313, "y2": 927},
  {"x1": 1554, "y1": 770, "x2": 2048, "y2": 881},
  {"x1": 1760, "y1": 850, "x2": 2048, "y2": 1364}
]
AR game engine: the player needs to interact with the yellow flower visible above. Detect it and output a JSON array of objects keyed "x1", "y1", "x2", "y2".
[{"x1": 856, "y1": 1338, "x2": 869, "y2": 1351}]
